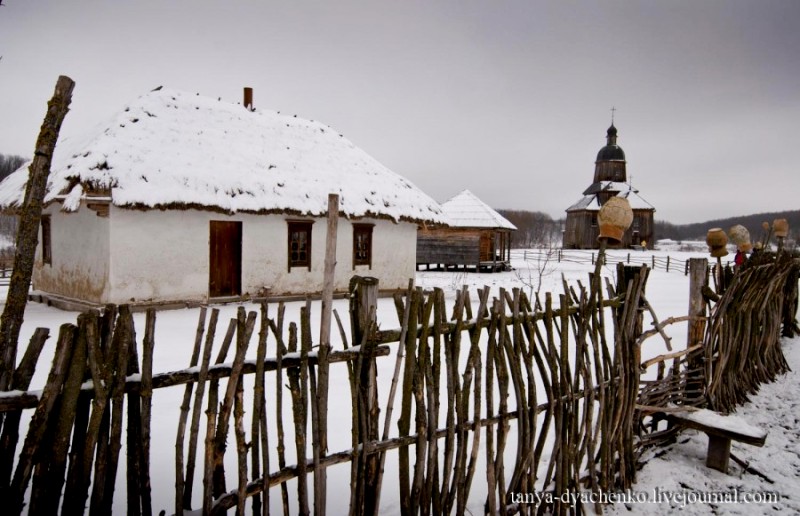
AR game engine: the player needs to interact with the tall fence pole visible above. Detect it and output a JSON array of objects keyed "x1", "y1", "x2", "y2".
[
  {"x1": 0, "y1": 76, "x2": 75, "y2": 393},
  {"x1": 685, "y1": 258, "x2": 707, "y2": 401},
  {"x1": 314, "y1": 193, "x2": 338, "y2": 516}
]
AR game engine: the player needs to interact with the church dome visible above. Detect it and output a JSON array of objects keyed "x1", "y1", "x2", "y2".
[
  {"x1": 595, "y1": 124, "x2": 625, "y2": 162},
  {"x1": 596, "y1": 145, "x2": 625, "y2": 161}
]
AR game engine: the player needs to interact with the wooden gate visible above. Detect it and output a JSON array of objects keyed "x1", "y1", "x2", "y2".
[{"x1": 208, "y1": 221, "x2": 242, "y2": 298}]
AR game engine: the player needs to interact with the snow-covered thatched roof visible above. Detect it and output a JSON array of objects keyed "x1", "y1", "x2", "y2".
[
  {"x1": 0, "y1": 88, "x2": 445, "y2": 224},
  {"x1": 566, "y1": 181, "x2": 655, "y2": 212},
  {"x1": 440, "y1": 189, "x2": 516, "y2": 230}
]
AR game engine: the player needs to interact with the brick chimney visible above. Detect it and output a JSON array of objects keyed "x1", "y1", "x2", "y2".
[{"x1": 243, "y1": 87, "x2": 253, "y2": 111}]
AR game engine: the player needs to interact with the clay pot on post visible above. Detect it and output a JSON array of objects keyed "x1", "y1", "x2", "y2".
[
  {"x1": 706, "y1": 228, "x2": 729, "y2": 257},
  {"x1": 773, "y1": 218, "x2": 789, "y2": 238},
  {"x1": 728, "y1": 224, "x2": 752, "y2": 252},
  {"x1": 597, "y1": 197, "x2": 634, "y2": 246}
]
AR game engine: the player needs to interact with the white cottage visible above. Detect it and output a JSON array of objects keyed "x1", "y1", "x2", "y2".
[{"x1": 0, "y1": 88, "x2": 445, "y2": 309}]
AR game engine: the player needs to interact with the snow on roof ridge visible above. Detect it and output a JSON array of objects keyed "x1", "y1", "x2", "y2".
[
  {"x1": 440, "y1": 189, "x2": 517, "y2": 230},
  {"x1": 0, "y1": 87, "x2": 446, "y2": 225}
]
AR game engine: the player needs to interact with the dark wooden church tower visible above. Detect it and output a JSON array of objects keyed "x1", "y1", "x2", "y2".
[{"x1": 562, "y1": 124, "x2": 655, "y2": 249}]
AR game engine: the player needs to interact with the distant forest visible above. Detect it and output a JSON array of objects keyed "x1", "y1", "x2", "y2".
[
  {"x1": 497, "y1": 209, "x2": 563, "y2": 247},
  {"x1": 654, "y1": 211, "x2": 800, "y2": 243}
]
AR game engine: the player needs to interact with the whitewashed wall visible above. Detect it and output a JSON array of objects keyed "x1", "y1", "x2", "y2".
[
  {"x1": 33, "y1": 204, "x2": 111, "y2": 303},
  {"x1": 99, "y1": 207, "x2": 416, "y2": 305}
]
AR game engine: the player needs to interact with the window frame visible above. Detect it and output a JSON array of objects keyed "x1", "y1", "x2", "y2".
[
  {"x1": 41, "y1": 214, "x2": 52, "y2": 265},
  {"x1": 287, "y1": 220, "x2": 314, "y2": 272},
  {"x1": 352, "y1": 223, "x2": 374, "y2": 269}
]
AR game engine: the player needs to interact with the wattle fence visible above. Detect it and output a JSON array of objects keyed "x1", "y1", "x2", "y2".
[{"x1": 0, "y1": 251, "x2": 797, "y2": 515}]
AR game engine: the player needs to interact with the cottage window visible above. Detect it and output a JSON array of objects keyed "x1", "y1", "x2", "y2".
[
  {"x1": 287, "y1": 221, "x2": 313, "y2": 271},
  {"x1": 353, "y1": 224, "x2": 374, "y2": 269},
  {"x1": 591, "y1": 214, "x2": 598, "y2": 228},
  {"x1": 41, "y1": 215, "x2": 52, "y2": 265}
]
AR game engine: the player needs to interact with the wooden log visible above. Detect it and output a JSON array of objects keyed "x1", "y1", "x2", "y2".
[
  {"x1": 269, "y1": 303, "x2": 291, "y2": 516},
  {"x1": 0, "y1": 327, "x2": 49, "y2": 488},
  {"x1": 251, "y1": 303, "x2": 268, "y2": 516},
  {"x1": 493, "y1": 298, "x2": 510, "y2": 512},
  {"x1": 437, "y1": 289, "x2": 455, "y2": 512},
  {"x1": 372, "y1": 279, "x2": 413, "y2": 513},
  {"x1": 63, "y1": 313, "x2": 105, "y2": 515},
  {"x1": 300, "y1": 303, "x2": 313, "y2": 516},
  {"x1": 409, "y1": 291, "x2": 434, "y2": 515},
  {"x1": 139, "y1": 309, "x2": 156, "y2": 516},
  {"x1": 29, "y1": 317, "x2": 85, "y2": 515},
  {"x1": 286, "y1": 321, "x2": 310, "y2": 515},
  {"x1": 176, "y1": 306, "x2": 208, "y2": 513},
  {"x1": 0, "y1": 341, "x2": 391, "y2": 413},
  {"x1": 349, "y1": 278, "x2": 380, "y2": 516},
  {"x1": 96, "y1": 307, "x2": 134, "y2": 515},
  {"x1": 686, "y1": 258, "x2": 708, "y2": 402},
  {"x1": 423, "y1": 291, "x2": 441, "y2": 514},
  {"x1": 9, "y1": 323, "x2": 75, "y2": 515},
  {"x1": 203, "y1": 317, "x2": 236, "y2": 514},
  {"x1": 0, "y1": 75, "x2": 75, "y2": 393},
  {"x1": 314, "y1": 193, "x2": 338, "y2": 516},
  {"x1": 483, "y1": 301, "x2": 498, "y2": 516},
  {"x1": 126, "y1": 311, "x2": 143, "y2": 516},
  {"x1": 212, "y1": 309, "x2": 256, "y2": 497},
  {"x1": 449, "y1": 290, "x2": 469, "y2": 513},
  {"x1": 234, "y1": 356, "x2": 248, "y2": 516},
  {"x1": 461, "y1": 288, "x2": 490, "y2": 509},
  {"x1": 503, "y1": 289, "x2": 529, "y2": 497},
  {"x1": 183, "y1": 308, "x2": 218, "y2": 511},
  {"x1": 396, "y1": 284, "x2": 420, "y2": 516},
  {"x1": 62, "y1": 388, "x2": 91, "y2": 514}
]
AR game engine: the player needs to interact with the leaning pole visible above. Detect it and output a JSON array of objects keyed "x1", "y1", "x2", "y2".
[{"x1": 0, "y1": 75, "x2": 75, "y2": 392}]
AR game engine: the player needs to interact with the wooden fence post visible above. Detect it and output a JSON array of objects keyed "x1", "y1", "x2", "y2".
[
  {"x1": 0, "y1": 76, "x2": 75, "y2": 392},
  {"x1": 685, "y1": 258, "x2": 708, "y2": 401},
  {"x1": 349, "y1": 276, "x2": 380, "y2": 515},
  {"x1": 314, "y1": 194, "x2": 338, "y2": 516}
]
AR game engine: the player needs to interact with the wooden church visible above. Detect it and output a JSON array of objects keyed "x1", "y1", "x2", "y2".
[{"x1": 562, "y1": 124, "x2": 655, "y2": 249}]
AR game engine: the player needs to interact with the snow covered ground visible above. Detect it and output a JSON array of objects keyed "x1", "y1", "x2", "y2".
[
  {"x1": 605, "y1": 336, "x2": 800, "y2": 515},
  {"x1": 2, "y1": 244, "x2": 797, "y2": 514}
]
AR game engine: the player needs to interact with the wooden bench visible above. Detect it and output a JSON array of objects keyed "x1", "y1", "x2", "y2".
[{"x1": 668, "y1": 407, "x2": 767, "y2": 473}]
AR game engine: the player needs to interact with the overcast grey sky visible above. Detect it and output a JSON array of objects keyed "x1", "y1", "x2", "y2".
[{"x1": 1, "y1": 1, "x2": 798, "y2": 224}]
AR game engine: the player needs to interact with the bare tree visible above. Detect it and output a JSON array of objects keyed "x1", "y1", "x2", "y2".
[
  {"x1": 514, "y1": 236, "x2": 560, "y2": 309},
  {"x1": 0, "y1": 154, "x2": 27, "y2": 248}
]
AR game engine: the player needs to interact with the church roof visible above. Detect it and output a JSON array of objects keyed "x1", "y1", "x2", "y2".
[
  {"x1": 0, "y1": 88, "x2": 446, "y2": 225},
  {"x1": 440, "y1": 189, "x2": 517, "y2": 230},
  {"x1": 566, "y1": 182, "x2": 655, "y2": 212}
]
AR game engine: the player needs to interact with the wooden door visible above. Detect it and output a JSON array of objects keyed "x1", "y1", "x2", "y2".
[{"x1": 209, "y1": 221, "x2": 242, "y2": 297}]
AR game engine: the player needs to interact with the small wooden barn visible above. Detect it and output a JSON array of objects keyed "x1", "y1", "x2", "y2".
[
  {"x1": 417, "y1": 189, "x2": 516, "y2": 272},
  {"x1": 0, "y1": 88, "x2": 445, "y2": 309},
  {"x1": 562, "y1": 124, "x2": 655, "y2": 249}
]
